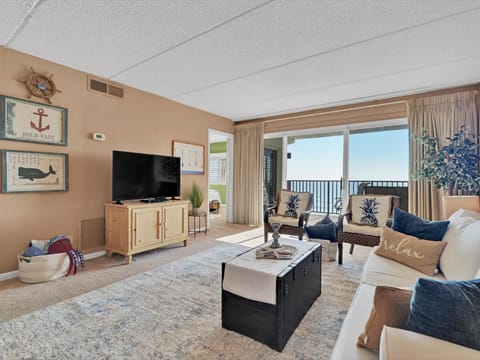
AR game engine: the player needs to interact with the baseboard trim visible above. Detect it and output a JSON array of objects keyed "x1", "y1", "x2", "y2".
[
  {"x1": 0, "y1": 270, "x2": 19, "y2": 282},
  {"x1": 84, "y1": 250, "x2": 106, "y2": 260}
]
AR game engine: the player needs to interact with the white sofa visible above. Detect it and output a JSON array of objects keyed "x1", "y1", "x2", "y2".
[{"x1": 331, "y1": 209, "x2": 480, "y2": 360}]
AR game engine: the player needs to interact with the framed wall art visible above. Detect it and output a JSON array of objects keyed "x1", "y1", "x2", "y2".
[
  {"x1": 1, "y1": 150, "x2": 69, "y2": 193},
  {"x1": 172, "y1": 140, "x2": 204, "y2": 175},
  {"x1": 0, "y1": 95, "x2": 68, "y2": 146}
]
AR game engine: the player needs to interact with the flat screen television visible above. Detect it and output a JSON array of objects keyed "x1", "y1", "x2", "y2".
[{"x1": 112, "y1": 150, "x2": 180, "y2": 202}]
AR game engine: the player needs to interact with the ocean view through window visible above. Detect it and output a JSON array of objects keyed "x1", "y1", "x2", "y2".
[{"x1": 283, "y1": 126, "x2": 408, "y2": 213}]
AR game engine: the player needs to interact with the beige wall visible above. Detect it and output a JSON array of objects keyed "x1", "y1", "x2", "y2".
[{"x1": 0, "y1": 47, "x2": 233, "y2": 274}]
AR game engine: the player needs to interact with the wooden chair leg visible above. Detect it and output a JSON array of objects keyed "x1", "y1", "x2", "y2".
[
  {"x1": 338, "y1": 242, "x2": 343, "y2": 264},
  {"x1": 349, "y1": 243, "x2": 355, "y2": 254}
]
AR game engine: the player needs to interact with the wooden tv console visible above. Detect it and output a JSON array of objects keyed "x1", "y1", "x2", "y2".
[{"x1": 105, "y1": 200, "x2": 189, "y2": 264}]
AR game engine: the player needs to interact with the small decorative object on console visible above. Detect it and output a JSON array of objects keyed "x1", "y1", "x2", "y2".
[
  {"x1": 270, "y1": 222, "x2": 282, "y2": 248},
  {"x1": 255, "y1": 244, "x2": 297, "y2": 260}
]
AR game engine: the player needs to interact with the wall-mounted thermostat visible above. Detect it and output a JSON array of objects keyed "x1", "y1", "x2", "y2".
[{"x1": 92, "y1": 133, "x2": 106, "y2": 141}]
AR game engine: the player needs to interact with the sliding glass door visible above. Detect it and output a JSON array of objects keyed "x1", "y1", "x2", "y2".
[{"x1": 264, "y1": 120, "x2": 409, "y2": 214}]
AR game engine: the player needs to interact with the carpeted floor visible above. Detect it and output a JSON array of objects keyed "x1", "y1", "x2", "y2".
[{"x1": 0, "y1": 241, "x2": 363, "y2": 360}]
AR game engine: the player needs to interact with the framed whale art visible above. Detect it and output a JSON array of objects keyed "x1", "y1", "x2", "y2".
[{"x1": 1, "y1": 150, "x2": 68, "y2": 193}]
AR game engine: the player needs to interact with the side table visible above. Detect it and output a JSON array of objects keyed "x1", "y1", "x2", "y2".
[{"x1": 188, "y1": 210, "x2": 207, "y2": 237}]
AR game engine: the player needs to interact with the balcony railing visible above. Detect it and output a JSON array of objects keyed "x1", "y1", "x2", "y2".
[{"x1": 286, "y1": 179, "x2": 409, "y2": 214}]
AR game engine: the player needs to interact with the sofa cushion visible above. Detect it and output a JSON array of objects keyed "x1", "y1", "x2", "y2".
[
  {"x1": 406, "y1": 278, "x2": 480, "y2": 351},
  {"x1": 362, "y1": 250, "x2": 445, "y2": 288},
  {"x1": 277, "y1": 190, "x2": 310, "y2": 218},
  {"x1": 439, "y1": 209, "x2": 480, "y2": 280},
  {"x1": 357, "y1": 286, "x2": 412, "y2": 351},
  {"x1": 391, "y1": 208, "x2": 449, "y2": 241},
  {"x1": 380, "y1": 326, "x2": 480, "y2": 360},
  {"x1": 352, "y1": 195, "x2": 391, "y2": 227},
  {"x1": 331, "y1": 284, "x2": 378, "y2": 360},
  {"x1": 375, "y1": 227, "x2": 447, "y2": 276}
]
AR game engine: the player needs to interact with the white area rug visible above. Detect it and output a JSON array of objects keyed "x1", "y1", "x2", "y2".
[{"x1": 0, "y1": 243, "x2": 362, "y2": 359}]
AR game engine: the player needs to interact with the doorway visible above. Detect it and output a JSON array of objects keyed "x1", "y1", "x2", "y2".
[{"x1": 208, "y1": 129, "x2": 233, "y2": 225}]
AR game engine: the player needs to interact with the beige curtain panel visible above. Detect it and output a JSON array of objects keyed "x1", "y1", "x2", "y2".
[
  {"x1": 408, "y1": 90, "x2": 479, "y2": 220},
  {"x1": 233, "y1": 121, "x2": 264, "y2": 225}
]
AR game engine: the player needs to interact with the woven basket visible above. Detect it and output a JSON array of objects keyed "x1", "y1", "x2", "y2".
[
  {"x1": 308, "y1": 239, "x2": 337, "y2": 261},
  {"x1": 17, "y1": 252, "x2": 69, "y2": 283}
]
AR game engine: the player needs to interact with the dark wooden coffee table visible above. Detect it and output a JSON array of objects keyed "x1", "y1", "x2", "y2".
[{"x1": 221, "y1": 240, "x2": 322, "y2": 351}]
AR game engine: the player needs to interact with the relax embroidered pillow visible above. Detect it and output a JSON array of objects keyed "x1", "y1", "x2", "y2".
[
  {"x1": 375, "y1": 227, "x2": 447, "y2": 276},
  {"x1": 277, "y1": 190, "x2": 311, "y2": 218},
  {"x1": 351, "y1": 195, "x2": 391, "y2": 227}
]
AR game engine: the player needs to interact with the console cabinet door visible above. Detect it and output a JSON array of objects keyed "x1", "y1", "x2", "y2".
[
  {"x1": 132, "y1": 208, "x2": 161, "y2": 249},
  {"x1": 163, "y1": 203, "x2": 188, "y2": 242}
]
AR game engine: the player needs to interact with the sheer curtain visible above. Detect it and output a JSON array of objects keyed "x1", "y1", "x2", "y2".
[
  {"x1": 408, "y1": 90, "x2": 479, "y2": 220},
  {"x1": 233, "y1": 121, "x2": 264, "y2": 225}
]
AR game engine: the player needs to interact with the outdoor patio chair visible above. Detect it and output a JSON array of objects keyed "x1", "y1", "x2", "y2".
[
  {"x1": 337, "y1": 194, "x2": 400, "y2": 264},
  {"x1": 264, "y1": 189, "x2": 313, "y2": 242}
]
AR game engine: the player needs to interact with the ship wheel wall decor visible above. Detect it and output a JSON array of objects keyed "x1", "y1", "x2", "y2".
[{"x1": 20, "y1": 67, "x2": 62, "y2": 104}]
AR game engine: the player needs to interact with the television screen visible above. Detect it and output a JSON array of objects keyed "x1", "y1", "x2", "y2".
[{"x1": 112, "y1": 150, "x2": 180, "y2": 202}]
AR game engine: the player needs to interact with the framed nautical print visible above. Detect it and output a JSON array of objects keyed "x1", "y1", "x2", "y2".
[
  {"x1": 172, "y1": 140, "x2": 204, "y2": 175},
  {"x1": 1, "y1": 150, "x2": 69, "y2": 193},
  {"x1": 0, "y1": 96, "x2": 68, "y2": 146}
]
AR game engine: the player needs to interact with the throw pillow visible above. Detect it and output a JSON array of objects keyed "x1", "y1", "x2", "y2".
[
  {"x1": 351, "y1": 195, "x2": 391, "y2": 227},
  {"x1": 439, "y1": 211, "x2": 480, "y2": 280},
  {"x1": 375, "y1": 227, "x2": 447, "y2": 276},
  {"x1": 277, "y1": 190, "x2": 311, "y2": 218},
  {"x1": 391, "y1": 208, "x2": 449, "y2": 241},
  {"x1": 305, "y1": 222, "x2": 336, "y2": 242},
  {"x1": 357, "y1": 286, "x2": 412, "y2": 351},
  {"x1": 406, "y1": 277, "x2": 480, "y2": 351}
]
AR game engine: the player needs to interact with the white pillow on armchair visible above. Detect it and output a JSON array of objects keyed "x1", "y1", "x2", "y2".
[
  {"x1": 351, "y1": 195, "x2": 392, "y2": 227},
  {"x1": 277, "y1": 190, "x2": 311, "y2": 218}
]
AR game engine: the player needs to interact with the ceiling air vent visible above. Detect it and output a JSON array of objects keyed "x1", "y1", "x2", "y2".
[{"x1": 88, "y1": 76, "x2": 124, "y2": 98}]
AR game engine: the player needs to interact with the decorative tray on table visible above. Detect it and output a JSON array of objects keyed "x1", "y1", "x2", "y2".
[{"x1": 255, "y1": 244, "x2": 298, "y2": 260}]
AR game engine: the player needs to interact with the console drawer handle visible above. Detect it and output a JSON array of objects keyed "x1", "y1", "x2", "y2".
[
  {"x1": 284, "y1": 284, "x2": 289, "y2": 296},
  {"x1": 304, "y1": 267, "x2": 308, "y2": 276}
]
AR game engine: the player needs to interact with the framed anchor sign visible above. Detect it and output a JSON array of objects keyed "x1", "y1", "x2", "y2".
[{"x1": 0, "y1": 96, "x2": 68, "y2": 146}]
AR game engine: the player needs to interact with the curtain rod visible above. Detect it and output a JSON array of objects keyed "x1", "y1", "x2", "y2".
[{"x1": 235, "y1": 83, "x2": 479, "y2": 126}]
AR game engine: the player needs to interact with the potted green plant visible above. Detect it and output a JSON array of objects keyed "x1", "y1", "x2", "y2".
[
  {"x1": 187, "y1": 182, "x2": 204, "y2": 215},
  {"x1": 412, "y1": 125, "x2": 480, "y2": 217}
]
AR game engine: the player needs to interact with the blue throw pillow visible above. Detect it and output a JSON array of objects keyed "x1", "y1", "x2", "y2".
[
  {"x1": 306, "y1": 216, "x2": 337, "y2": 242},
  {"x1": 406, "y1": 278, "x2": 480, "y2": 350},
  {"x1": 391, "y1": 208, "x2": 449, "y2": 241}
]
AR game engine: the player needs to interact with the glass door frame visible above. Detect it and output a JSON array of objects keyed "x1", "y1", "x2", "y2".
[{"x1": 264, "y1": 118, "x2": 407, "y2": 210}]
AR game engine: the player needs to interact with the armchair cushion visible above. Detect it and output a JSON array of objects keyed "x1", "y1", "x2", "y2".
[
  {"x1": 268, "y1": 215, "x2": 300, "y2": 227},
  {"x1": 391, "y1": 208, "x2": 449, "y2": 241},
  {"x1": 277, "y1": 190, "x2": 311, "y2": 218},
  {"x1": 351, "y1": 195, "x2": 392, "y2": 227},
  {"x1": 343, "y1": 223, "x2": 383, "y2": 237}
]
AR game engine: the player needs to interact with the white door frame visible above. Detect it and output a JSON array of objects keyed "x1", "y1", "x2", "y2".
[{"x1": 208, "y1": 129, "x2": 234, "y2": 223}]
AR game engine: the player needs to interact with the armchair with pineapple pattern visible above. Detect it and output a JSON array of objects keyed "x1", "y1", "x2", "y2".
[{"x1": 263, "y1": 189, "x2": 313, "y2": 242}]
